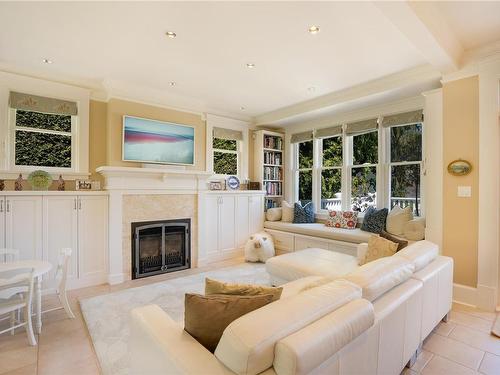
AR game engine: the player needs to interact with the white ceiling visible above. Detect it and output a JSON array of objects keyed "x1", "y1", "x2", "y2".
[{"x1": 0, "y1": 1, "x2": 498, "y2": 123}]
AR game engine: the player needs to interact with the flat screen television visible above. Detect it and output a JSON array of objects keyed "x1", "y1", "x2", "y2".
[{"x1": 122, "y1": 115, "x2": 195, "y2": 166}]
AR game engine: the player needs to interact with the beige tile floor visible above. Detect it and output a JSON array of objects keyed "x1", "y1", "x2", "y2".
[{"x1": 1, "y1": 259, "x2": 499, "y2": 375}]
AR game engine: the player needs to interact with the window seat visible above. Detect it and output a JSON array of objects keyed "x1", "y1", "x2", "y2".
[{"x1": 264, "y1": 221, "x2": 373, "y2": 243}]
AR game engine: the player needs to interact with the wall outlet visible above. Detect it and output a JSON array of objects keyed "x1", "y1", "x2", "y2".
[{"x1": 457, "y1": 186, "x2": 472, "y2": 197}]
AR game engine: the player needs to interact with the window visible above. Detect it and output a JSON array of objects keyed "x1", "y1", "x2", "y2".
[
  {"x1": 350, "y1": 131, "x2": 378, "y2": 212},
  {"x1": 297, "y1": 140, "x2": 313, "y2": 204},
  {"x1": 213, "y1": 137, "x2": 238, "y2": 175},
  {"x1": 320, "y1": 136, "x2": 342, "y2": 210},
  {"x1": 13, "y1": 109, "x2": 73, "y2": 168},
  {"x1": 389, "y1": 123, "x2": 422, "y2": 215}
]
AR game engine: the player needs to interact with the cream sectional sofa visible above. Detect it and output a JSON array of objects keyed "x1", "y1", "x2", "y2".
[{"x1": 130, "y1": 241, "x2": 452, "y2": 375}]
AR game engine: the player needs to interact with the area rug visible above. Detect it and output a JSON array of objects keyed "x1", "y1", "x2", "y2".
[{"x1": 80, "y1": 263, "x2": 269, "y2": 375}]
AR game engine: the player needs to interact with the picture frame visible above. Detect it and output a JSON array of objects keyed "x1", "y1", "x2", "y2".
[
  {"x1": 447, "y1": 159, "x2": 472, "y2": 176},
  {"x1": 76, "y1": 180, "x2": 92, "y2": 190},
  {"x1": 209, "y1": 181, "x2": 223, "y2": 190}
]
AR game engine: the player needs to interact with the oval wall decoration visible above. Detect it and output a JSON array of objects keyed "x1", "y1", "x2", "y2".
[{"x1": 447, "y1": 159, "x2": 472, "y2": 176}]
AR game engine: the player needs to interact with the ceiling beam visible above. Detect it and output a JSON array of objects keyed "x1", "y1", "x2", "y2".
[
  {"x1": 253, "y1": 64, "x2": 440, "y2": 126},
  {"x1": 374, "y1": 1, "x2": 463, "y2": 73}
]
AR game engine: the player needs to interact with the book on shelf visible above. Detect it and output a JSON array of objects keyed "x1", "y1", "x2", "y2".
[
  {"x1": 265, "y1": 199, "x2": 281, "y2": 210},
  {"x1": 263, "y1": 135, "x2": 283, "y2": 150},
  {"x1": 264, "y1": 181, "x2": 282, "y2": 196},
  {"x1": 263, "y1": 165, "x2": 282, "y2": 180},
  {"x1": 263, "y1": 151, "x2": 282, "y2": 165}
]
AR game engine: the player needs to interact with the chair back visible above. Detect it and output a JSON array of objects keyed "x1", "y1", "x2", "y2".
[
  {"x1": 0, "y1": 248, "x2": 20, "y2": 263},
  {"x1": 55, "y1": 248, "x2": 72, "y2": 291},
  {"x1": 0, "y1": 267, "x2": 34, "y2": 301}
]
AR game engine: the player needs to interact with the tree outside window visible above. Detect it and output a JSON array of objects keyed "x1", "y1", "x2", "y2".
[{"x1": 213, "y1": 137, "x2": 238, "y2": 175}]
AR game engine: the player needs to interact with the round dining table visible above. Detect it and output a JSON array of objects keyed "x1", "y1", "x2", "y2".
[{"x1": 0, "y1": 260, "x2": 52, "y2": 334}]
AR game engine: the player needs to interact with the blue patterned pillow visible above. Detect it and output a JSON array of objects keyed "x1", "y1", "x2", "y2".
[
  {"x1": 293, "y1": 202, "x2": 315, "y2": 223},
  {"x1": 361, "y1": 207, "x2": 388, "y2": 234}
]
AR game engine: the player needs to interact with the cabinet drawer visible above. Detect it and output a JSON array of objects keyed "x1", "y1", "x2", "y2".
[
  {"x1": 295, "y1": 236, "x2": 330, "y2": 251},
  {"x1": 265, "y1": 229, "x2": 294, "y2": 251}
]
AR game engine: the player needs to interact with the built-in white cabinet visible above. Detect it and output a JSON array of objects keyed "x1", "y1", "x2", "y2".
[
  {"x1": 199, "y1": 191, "x2": 265, "y2": 264},
  {"x1": 0, "y1": 193, "x2": 108, "y2": 290}
]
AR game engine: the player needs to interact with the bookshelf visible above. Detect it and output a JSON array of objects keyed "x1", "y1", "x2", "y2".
[{"x1": 254, "y1": 130, "x2": 285, "y2": 210}]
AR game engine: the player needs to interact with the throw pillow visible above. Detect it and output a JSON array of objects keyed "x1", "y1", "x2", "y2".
[
  {"x1": 404, "y1": 218, "x2": 426, "y2": 240},
  {"x1": 205, "y1": 278, "x2": 283, "y2": 302},
  {"x1": 361, "y1": 207, "x2": 388, "y2": 234},
  {"x1": 386, "y1": 206, "x2": 413, "y2": 236},
  {"x1": 184, "y1": 293, "x2": 274, "y2": 352},
  {"x1": 281, "y1": 201, "x2": 295, "y2": 222},
  {"x1": 380, "y1": 230, "x2": 408, "y2": 252},
  {"x1": 325, "y1": 210, "x2": 358, "y2": 229},
  {"x1": 359, "y1": 235, "x2": 399, "y2": 265},
  {"x1": 293, "y1": 202, "x2": 314, "y2": 223},
  {"x1": 265, "y1": 207, "x2": 282, "y2": 221}
]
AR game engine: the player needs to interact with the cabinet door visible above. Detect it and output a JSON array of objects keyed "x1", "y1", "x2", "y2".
[
  {"x1": 0, "y1": 197, "x2": 5, "y2": 248},
  {"x1": 5, "y1": 196, "x2": 42, "y2": 261},
  {"x1": 249, "y1": 195, "x2": 264, "y2": 235},
  {"x1": 78, "y1": 196, "x2": 108, "y2": 283},
  {"x1": 235, "y1": 196, "x2": 250, "y2": 248},
  {"x1": 218, "y1": 195, "x2": 236, "y2": 252},
  {"x1": 43, "y1": 196, "x2": 78, "y2": 285},
  {"x1": 204, "y1": 196, "x2": 220, "y2": 256}
]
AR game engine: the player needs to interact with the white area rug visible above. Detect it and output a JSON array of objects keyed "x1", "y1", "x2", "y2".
[{"x1": 80, "y1": 263, "x2": 269, "y2": 375}]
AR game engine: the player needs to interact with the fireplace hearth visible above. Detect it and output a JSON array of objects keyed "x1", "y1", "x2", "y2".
[{"x1": 131, "y1": 218, "x2": 190, "y2": 279}]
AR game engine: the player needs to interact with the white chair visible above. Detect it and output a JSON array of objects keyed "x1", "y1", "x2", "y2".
[
  {"x1": 0, "y1": 248, "x2": 20, "y2": 263},
  {"x1": 42, "y1": 248, "x2": 75, "y2": 319},
  {"x1": 0, "y1": 267, "x2": 36, "y2": 345}
]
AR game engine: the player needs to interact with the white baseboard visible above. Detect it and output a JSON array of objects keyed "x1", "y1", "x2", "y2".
[
  {"x1": 108, "y1": 273, "x2": 126, "y2": 285},
  {"x1": 453, "y1": 283, "x2": 477, "y2": 306}
]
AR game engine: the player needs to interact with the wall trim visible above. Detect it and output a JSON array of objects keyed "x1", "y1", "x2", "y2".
[{"x1": 453, "y1": 283, "x2": 477, "y2": 306}]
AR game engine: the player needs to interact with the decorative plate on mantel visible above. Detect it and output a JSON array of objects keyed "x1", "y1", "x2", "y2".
[
  {"x1": 27, "y1": 170, "x2": 53, "y2": 190},
  {"x1": 226, "y1": 175, "x2": 240, "y2": 190}
]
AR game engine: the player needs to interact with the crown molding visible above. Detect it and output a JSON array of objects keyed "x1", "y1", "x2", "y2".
[{"x1": 254, "y1": 64, "x2": 441, "y2": 126}]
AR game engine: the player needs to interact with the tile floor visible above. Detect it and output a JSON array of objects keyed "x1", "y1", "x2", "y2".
[{"x1": 1, "y1": 259, "x2": 499, "y2": 375}]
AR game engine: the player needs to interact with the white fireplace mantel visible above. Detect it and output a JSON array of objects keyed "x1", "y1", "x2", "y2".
[{"x1": 96, "y1": 166, "x2": 213, "y2": 192}]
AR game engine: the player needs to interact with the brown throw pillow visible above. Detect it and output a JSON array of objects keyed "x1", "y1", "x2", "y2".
[
  {"x1": 205, "y1": 278, "x2": 283, "y2": 302},
  {"x1": 380, "y1": 230, "x2": 409, "y2": 252},
  {"x1": 184, "y1": 293, "x2": 274, "y2": 352}
]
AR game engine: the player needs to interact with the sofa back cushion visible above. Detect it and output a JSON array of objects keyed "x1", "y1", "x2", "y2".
[
  {"x1": 343, "y1": 257, "x2": 415, "y2": 301},
  {"x1": 274, "y1": 299, "x2": 374, "y2": 375},
  {"x1": 214, "y1": 280, "x2": 362, "y2": 375},
  {"x1": 394, "y1": 240, "x2": 438, "y2": 271}
]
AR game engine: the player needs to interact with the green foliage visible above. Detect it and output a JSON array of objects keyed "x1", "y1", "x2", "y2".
[
  {"x1": 298, "y1": 170, "x2": 312, "y2": 203},
  {"x1": 214, "y1": 151, "x2": 237, "y2": 175},
  {"x1": 353, "y1": 131, "x2": 377, "y2": 165},
  {"x1": 15, "y1": 131, "x2": 71, "y2": 168},
  {"x1": 213, "y1": 138, "x2": 237, "y2": 151},
  {"x1": 322, "y1": 137, "x2": 342, "y2": 167},
  {"x1": 16, "y1": 110, "x2": 71, "y2": 132},
  {"x1": 298, "y1": 140, "x2": 313, "y2": 169},
  {"x1": 391, "y1": 124, "x2": 422, "y2": 162}
]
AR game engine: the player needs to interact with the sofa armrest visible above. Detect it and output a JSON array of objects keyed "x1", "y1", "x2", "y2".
[
  {"x1": 357, "y1": 243, "x2": 368, "y2": 264},
  {"x1": 130, "y1": 304, "x2": 233, "y2": 375}
]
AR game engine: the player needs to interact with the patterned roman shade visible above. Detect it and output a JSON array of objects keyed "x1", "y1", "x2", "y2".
[
  {"x1": 290, "y1": 131, "x2": 313, "y2": 144},
  {"x1": 213, "y1": 127, "x2": 243, "y2": 141},
  {"x1": 9, "y1": 91, "x2": 78, "y2": 116},
  {"x1": 381, "y1": 109, "x2": 423, "y2": 128},
  {"x1": 315, "y1": 125, "x2": 342, "y2": 139},
  {"x1": 345, "y1": 118, "x2": 378, "y2": 136}
]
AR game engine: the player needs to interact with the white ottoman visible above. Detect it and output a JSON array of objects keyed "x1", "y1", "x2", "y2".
[{"x1": 265, "y1": 248, "x2": 359, "y2": 286}]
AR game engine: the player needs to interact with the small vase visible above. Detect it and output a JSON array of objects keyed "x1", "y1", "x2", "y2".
[{"x1": 15, "y1": 174, "x2": 23, "y2": 191}]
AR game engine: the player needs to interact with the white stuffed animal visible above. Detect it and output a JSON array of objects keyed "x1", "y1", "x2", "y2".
[{"x1": 244, "y1": 232, "x2": 275, "y2": 263}]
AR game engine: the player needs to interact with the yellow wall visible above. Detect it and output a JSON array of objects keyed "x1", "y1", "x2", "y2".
[
  {"x1": 442, "y1": 76, "x2": 479, "y2": 287},
  {"x1": 105, "y1": 98, "x2": 206, "y2": 171},
  {"x1": 89, "y1": 100, "x2": 107, "y2": 183}
]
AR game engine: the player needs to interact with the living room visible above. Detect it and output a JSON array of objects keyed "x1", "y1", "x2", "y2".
[{"x1": 0, "y1": 1, "x2": 499, "y2": 375}]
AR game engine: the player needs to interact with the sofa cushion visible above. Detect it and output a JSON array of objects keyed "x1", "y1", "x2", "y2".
[
  {"x1": 280, "y1": 276, "x2": 331, "y2": 299},
  {"x1": 274, "y1": 299, "x2": 374, "y2": 375},
  {"x1": 281, "y1": 201, "x2": 294, "y2": 223},
  {"x1": 325, "y1": 210, "x2": 358, "y2": 229},
  {"x1": 263, "y1": 221, "x2": 373, "y2": 244},
  {"x1": 205, "y1": 278, "x2": 283, "y2": 302},
  {"x1": 380, "y1": 230, "x2": 408, "y2": 252},
  {"x1": 293, "y1": 202, "x2": 315, "y2": 223},
  {"x1": 386, "y1": 206, "x2": 413, "y2": 236},
  {"x1": 360, "y1": 207, "x2": 388, "y2": 234},
  {"x1": 184, "y1": 293, "x2": 274, "y2": 353},
  {"x1": 266, "y1": 207, "x2": 282, "y2": 222},
  {"x1": 214, "y1": 280, "x2": 361, "y2": 375},
  {"x1": 394, "y1": 240, "x2": 438, "y2": 272},
  {"x1": 343, "y1": 257, "x2": 415, "y2": 301},
  {"x1": 266, "y1": 248, "x2": 359, "y2": 282},
  {"x1": 359, "y1": 236, "x2": 398, "y2": 265},
  {"x1": 404, "y1": 218, "x2": 426, "y2": 240}
]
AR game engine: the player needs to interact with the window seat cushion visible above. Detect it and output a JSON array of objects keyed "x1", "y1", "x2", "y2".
[{"x1": 263, "y1": 221, "x2": 373, "y2": 244}]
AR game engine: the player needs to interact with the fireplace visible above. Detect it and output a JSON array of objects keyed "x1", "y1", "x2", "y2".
[{"x1": 131, "y1": 218, "x2": 190, "y2": 279}]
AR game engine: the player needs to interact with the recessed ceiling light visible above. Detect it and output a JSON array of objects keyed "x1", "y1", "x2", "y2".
[
  {"x1": 42, "y1": 58, "x2": 53, "y2": 64},
  {"x1": 308, "y1": 86, "x2": 316, "y2": 92},
  {"x1": 240, "y1": 106, "x2": 246, "y2": 111},
  {"x1": 165, "y1": 31, "x2": 177, "y2": 38},
  {"x1": 169, "y1": 81, "x2": 176, "y2": 86},
  {"x1": 308, "y1": 26, "x2": 320, "y2": 34},
  {"x1": 246, "y1": 63, "x2": 255, "y2": 68}
]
